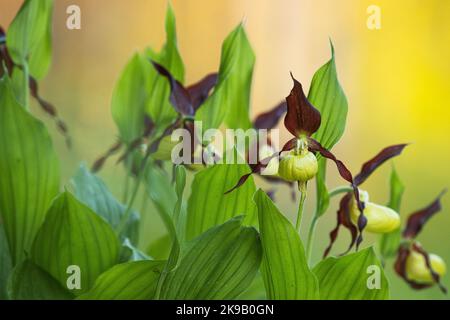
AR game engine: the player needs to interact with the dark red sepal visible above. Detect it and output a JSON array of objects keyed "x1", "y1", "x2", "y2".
[
  {"x1": 253, "y1": 101, "x2": 287, "y2": 129},
  {"x1": 186, "y1": 73, "x2": 218, "y2": 111},
  {"x1": 91, "y1": 141, "x2": 123, "y2": 173},
  {"x1": 284, "y1": 74, "x2": 321, "y2": 137},
  {"x1": 354, "y1": 144, "x2": 408, "y2": 186},
  {"x1": 403, "y1": 189, "x2": 447, "y2": 239}
]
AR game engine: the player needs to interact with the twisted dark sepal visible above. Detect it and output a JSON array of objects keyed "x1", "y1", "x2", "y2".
[
  {"x1": 253, "y1": 101, "x2": 287, "y2": 129},
  {"x1": 284, "y1": 73, "x2": 321, "y2": 137},
  {"x1": 186, "y1": 73, "x2": 218, "y2": 112},
  {"x1": 354, "y1": 144, "x2": 408, "y2": 186},
  {"x1": 394, "y1": 243, "x2": 447, "y2": 294},
  {"x1": 403, "y1": 189, "x2": 447, "y2": 239}
]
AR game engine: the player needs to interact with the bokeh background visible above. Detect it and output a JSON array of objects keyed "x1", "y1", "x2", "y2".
[{"x1": 1, "y1": 0, "x2": 449, "y2": 299}]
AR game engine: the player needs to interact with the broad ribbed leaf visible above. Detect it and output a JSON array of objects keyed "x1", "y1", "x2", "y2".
[
  {"x1": 379, "y1": 167, "x2": 404, "y2": 259},
  {"x1": 31, "y1": 192, "x2": 121, "y2": 295},
  {"x1": 315, "y1": 159, "x2": 330, "y2": 217},
  {"x1": 313, "y1": 247, "x2": 389, "y2": 300},
  {"x1": 196, "y1": 24, "x2": 254, "y2": 130},
  {"x1": 78, "y1": 260, "x2": 165, "y2": 300},
  {"x1": 147, "y1": 4, "x2": 185, "y2": 124},
  {"x1": 161, "y1": 217, "x2": 261, "y2": 299},
  {"x1": 71, "y1": 164, "x2": 139, "y2": 244},
  {"x1": 309, "y1": 43, "x2": 348, "y2": 150},
  {"x1": 254, "y1": 190, "x2": 319, "y2": 299},
  {"x1": 0, "y1": 76, "x2": 60, "y2": 265},
  {"x1": 119, "y1": 238, "x2": 151, "y2": 262},
  {"x1": 6, "y1": 0, "x2": 53, "y2": 79},
  {"x1": 7, "y1": 260, "x2": 72, "y2": 300},
  {"x1": 111, "y1": 53, "x2": 153, "y2": 144},
  {"x1": 0, "y1": 224, "x2": 12, "y2": 299},
  {"x1": 186, "y1": 164, "x2": 257, "y2": 240}
]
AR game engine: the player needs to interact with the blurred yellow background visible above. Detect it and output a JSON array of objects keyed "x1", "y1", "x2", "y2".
[{"x1": 1, "y1": 0, "x2": 449, "y2": 299}]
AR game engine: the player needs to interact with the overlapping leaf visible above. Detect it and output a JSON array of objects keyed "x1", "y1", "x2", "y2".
[
  {"x1": 160, "y1": 217, "x2": 261, "y2": 299},
  {"x1": 0, "y1": 76, "x2": 60, "y2": 265},
  {"x1": 196, "y1": 24, "x2": 254, "y2": 130},
  {"x1": 71, "y1": 164, "x2": 139, "y2": 243},
  {"x1": 7, "y1": 260, "x2": 72, "y2": 300},
  {"x1": 313, "y1": 247, "x2": 389, "y2": 300},
  {"x1": 186, "y1": 164, "x2": 257, "y2": 240},
  {"x1": 78, "y1": 261, "x2": 165, "y2": 300},
  {"x1": 254, "y1": 190, "x2": 319, "y2": 299},
  {"x1": 31, "y1": 192, "x2": 121, "y2": 295},
  {"x1": 6, "y1": 0, "x2": 54, "y2": 79},
  {"x1": 0, "y1": 224, "x2": 12, "y2": 299}
]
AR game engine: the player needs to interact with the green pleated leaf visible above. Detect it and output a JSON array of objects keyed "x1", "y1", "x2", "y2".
[
  {"x1": 379, "y1": 166, "x2": 405, "y2": 259},
  {"x1": 119, "y1": 238, "x2": 151, "y2": 262},
  {"x1": 313, "y1": 247, "x2": 390, "y2": 300},
  {"x1": 254, "y1": 189, "x2": 319, "y2": 300},
  {"x1": 309, "y1": 43, "x2": 348, "y2": 220},
  {"x1": 31, "y1": 192, "x2": 121, "y2": 295},
  {"x1": 186, "y1": 164, "x2": 257, "y2": 240},
  {"x1": 71, "y1": 164, "x2": 139, "y2": 244},
  {"x1": 111, "y1": 53, "x2": 154, "y2": 144},
  {"x1": 146, "y1": 4, "x2": 185, "y2": 124},
  {"x1": 160, "y1": 217, "x2": 262, "y2": 299},
  {"x1": 7, "y1": 260, "x2": 73, "y2": 300},
  {"x1": 78, "y1": 260, "x2": 165, "y2": 300},
  {"x1": 0, "y1": 76, "x2": 60, "y2": 265},
  {"x1": 0, "y1": 224, "x2": 12, "y2": 300},
  {"x1": 147, "y1": 234, "x2": 171, "y2": 260},
  {"x1": 196, "y1": 24, "x2": 254, "y2": 130},
  {"x1": 6, "y1": 0, "x2": 54, "y2": 79}
]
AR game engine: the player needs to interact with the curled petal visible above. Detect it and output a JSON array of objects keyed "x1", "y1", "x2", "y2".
[
  {"x1": 323, "y1": 193, "x2": 358, "y2": 258},
  {"x1": 91, "y1": 141, "x2": 123, "y2": 172},
  {"x1": 0, "y1": 26, "x2": 5, "y2": 42},
  {"x1": 354, "y1": 144, "x2": 408, "y2": 186},
  {"x1": 284, "y1": 73, "x2": 321, "y2": 137},
  {"x1": 186, "y1": 73, "x2": 218, "y2": 111},
  {"x1": 253, "y1": 101, "x2": 287, "y2": 129},
  {"x1": 308, "y1": 138, "x2": 367, "y2": 249},
  {"x1": 29, "y1": 77, "x2": 71, "y2": 147},
  {"x1": 151, "y1": 61, "x2": 194, "y2": 116},
  {"x1": 403, "y1": 190, "x2": 447, "y2": 239},
  {"x1": 394, "y1": 243, "x2": 447, "y2": 294}
]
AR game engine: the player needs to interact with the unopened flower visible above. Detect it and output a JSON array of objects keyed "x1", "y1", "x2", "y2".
[
  {"x1": 394, "y1": 190, "x2": 447, "y2": 293},
  {"x1": 278, "y1": 150, "x2": 318, "y2": 182}
]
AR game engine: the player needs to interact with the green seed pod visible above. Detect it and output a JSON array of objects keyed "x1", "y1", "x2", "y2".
[
  {"x1": 278, "y1": 151, "x2": 318, "y2": 182},
  {"x1": 350, "y1": 190, "x2": 400, "y2": 233},
  {"x1": 406, "y1": 251, "x2": 446, "y2": 284}
]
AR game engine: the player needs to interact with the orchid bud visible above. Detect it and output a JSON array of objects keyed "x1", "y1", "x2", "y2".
[
  {"x1": 406, "y1": 251, "x2": 447, "y2": 284},
  {"x1": 350, "y1": 190, "x2": 400, "y2": 233},
  {"x1": 278, "y1": 150, "x2": 318, "y2": 182}
]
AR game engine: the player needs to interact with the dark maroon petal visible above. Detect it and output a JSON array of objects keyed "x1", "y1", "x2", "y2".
[
  {"x1": 284, "y1": 73, "x2": 321, "y2": 137},
  {"x1": 354, "y1": 144, "x2": 408, "y2": 186},
  {"x1": 395, "y1": 243, "x2": 447, "y2": 293},
  {"x1": 186, "y1": 73, "x2": 218, "y2": 111},
  {"x1": 253, "y1": 101, "x2": 287, "y2": 129},
  {"x1": 0, "y1": 26, "x2": 5, "y2": 43},
  {"x1": 91, "y1": 141, "x2": 123, "y2": 172},
  {"x1": 29, "y1": 77, "x2": 71, "y2": 147},
  {"x1": 308, "y1": 137, "x2": 367, "y2": 249},
  {"x1": 323, "y1": 193, "x2": 358, "y2": 258},
  {"x1": 151, "y1": 61, "x2": 194, "y2": 116},
  {"x1": 403, "y1": 190, "x2": 447, "y2": 239}
]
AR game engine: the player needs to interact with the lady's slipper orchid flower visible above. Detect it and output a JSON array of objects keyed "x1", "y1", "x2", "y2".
[
  {"x1": 324, "y1": 144, "x2": 407, "y2": 257},
  {"x1": 395, "y1": 191, "x2": 447, "y2": 293}
]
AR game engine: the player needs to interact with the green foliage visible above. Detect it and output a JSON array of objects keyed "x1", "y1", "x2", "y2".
[
  {"x1": 71, "y1": 164, "x2": 139, "y2": 244},
  {"x1": 313, "y1": 247, "x2": 390, "y2": 300},
  {"x1": 254, "y1": 190, "x2": 319, "y2": 299},
  {"x1": 160, "y1": 217, "x2": 262, "y2": 299},
  {"x1": 31, "y1": 192, "x2": 121, "y2": 295},
  {"x1": 78, "y1": 261, "x2": 165, "y2": 300},
  {"x1": 0, "y1": 224, "x2": 12, "y2": 300},
  {"x1": 6, "y1": 0, "x2": 53, "y2": 79},
  {"x1": 379, "y1": 167, "x2": 405, "y2": 259},
  {"x1": 146, "y1": 4, "x2": 185, "y2": 125},
  {"x1": 196, "y1": 24, "x2": 255, "y2": 130},
  {"x1": 7, "y1": 260, "x2": 72, "y2": 300},
  {"x1": 186, "y1": 164, "x2": 257, "y2": 240},
  {"x1": 0, "y1": 76, "x2": 60, "y2": 265}
]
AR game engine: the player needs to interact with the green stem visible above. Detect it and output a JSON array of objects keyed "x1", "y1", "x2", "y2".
[
  {"x1": 296, "y1": 181, "x2": 307, "y2": 233},
  {"x1": 306, "y1": 215, "x2": 318, "y2": 264},
  {"x1": 328, "y1": 185, "x2": 353, "y2": 198},
  {"x1": 23, "y1": 62, "x2": 30, "y2": 110}
]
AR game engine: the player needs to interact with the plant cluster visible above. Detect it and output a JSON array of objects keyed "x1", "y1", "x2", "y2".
[{"x1": 0, "y1": 1, "x2": 447, "y2": 300}]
